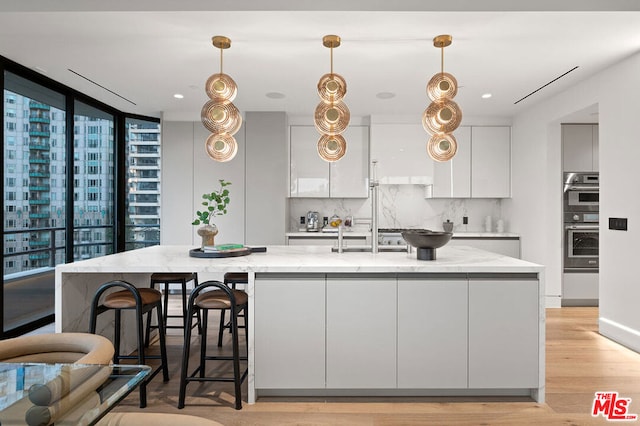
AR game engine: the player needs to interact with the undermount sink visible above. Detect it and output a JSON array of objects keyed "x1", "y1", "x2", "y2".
[
  {"x1": 331, "y1": 245, "x2": 408, "y2": 253},
  {"x1": 401, "y1": 229, "x2": 453, "y2": 260}
]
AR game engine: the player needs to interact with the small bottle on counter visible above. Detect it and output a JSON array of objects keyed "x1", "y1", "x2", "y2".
[
  {"x1": 496, "y1": 219, "x2": 505, "y2": 233},
  {"x1": 485, "y1": 216, "x2": 492, "y2": 233}
]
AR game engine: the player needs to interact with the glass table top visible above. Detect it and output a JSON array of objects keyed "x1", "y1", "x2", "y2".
[{"x1": 0, "y1": 362, "x2": 150, "y2": 425}]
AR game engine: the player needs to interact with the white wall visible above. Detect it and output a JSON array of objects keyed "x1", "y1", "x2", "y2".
[{"x1": 506, "y1": 51, "x2": 640, "y2": 351}]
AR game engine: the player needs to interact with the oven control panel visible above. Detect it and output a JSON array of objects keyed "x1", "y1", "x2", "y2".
[{"x1": 565, "y1": 212, "x2": 599, "y2": 223}]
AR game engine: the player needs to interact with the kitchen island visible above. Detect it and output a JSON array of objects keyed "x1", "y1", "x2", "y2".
[{"x1": 55, "y1": 245, "x2": 545, "y2": 403}]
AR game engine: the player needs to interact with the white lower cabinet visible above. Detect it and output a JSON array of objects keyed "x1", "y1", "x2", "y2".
[
  {"x1": 326, "y1": 274, "x2": 397, "y2": 388},
  {"x1": 254, "y1": 274, "x2": 326, "y2": 388},
  {"x1": 468, "y1": 278, "x2": 539, "y2": 388},
  {"x1": 397, "y1": 275, "x2": 468, "y2": 388}
]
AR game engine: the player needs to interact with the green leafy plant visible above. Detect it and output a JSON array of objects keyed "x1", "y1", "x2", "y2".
[{"x1": 192, "y1": 179, "x2": 231, "y2": 226}]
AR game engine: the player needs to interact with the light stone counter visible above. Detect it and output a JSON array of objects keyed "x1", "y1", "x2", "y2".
[
  {"x1": 55, "y1": 245, "x2": 545, "y2": 404},
  {"x1": 286, "y1": 231, "x2": 520, "y2": 238}
]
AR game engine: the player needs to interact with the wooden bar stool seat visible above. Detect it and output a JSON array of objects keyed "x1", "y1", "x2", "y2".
[
  {"x1": 90, "y1": 280, "x2": 170, "y2": 408},
  {"x1": 178, "y1": 280, "x2": 248, "y2": 410}
]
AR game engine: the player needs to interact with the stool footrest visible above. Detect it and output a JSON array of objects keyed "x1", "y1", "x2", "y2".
[
  {"x1": 203, "y1": 355, "x2": 248, "y2": 361},
  {"x1": 186, "y1": 370, "x2": 248, "y2": 384}
]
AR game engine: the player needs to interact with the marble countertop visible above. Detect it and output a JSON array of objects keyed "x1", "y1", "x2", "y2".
[
  {"x1": 56, "y1": 244, "x2": 542, "y2": 274},
  {"x1": 286, "y1": 231, "x2": 520, "y2": 238}
]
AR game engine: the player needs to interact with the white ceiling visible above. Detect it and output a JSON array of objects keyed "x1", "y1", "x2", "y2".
[{"x1": 1, "y1": 1, "x2": 639, "y2": 122}]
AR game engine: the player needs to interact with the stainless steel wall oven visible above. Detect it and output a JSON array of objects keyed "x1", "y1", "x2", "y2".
[{"x1": 563, "y1": 172, "x2": 599, "y2": 271}]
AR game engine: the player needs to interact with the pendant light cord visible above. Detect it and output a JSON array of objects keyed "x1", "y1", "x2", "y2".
[
  {"x1": 441, "y1": 45, "x2": 444, "y2": 75},
  {"x1": 220, "y1": 48, "x2": 224, "y2": 74},
  {"x1": 330, "y1": 46, "x2": 334, "y2": 75}
]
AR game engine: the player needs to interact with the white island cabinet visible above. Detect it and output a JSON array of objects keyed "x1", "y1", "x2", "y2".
[
  {"x1": 397, "y1": 274, "x2": 468, "y2": 388},
  {"x1": 55, "y1": 245, "x2": 544, "y2": 403},
  {"x1": 326, "y1": 274, "x2": 397, "y2": 388},
  {"x1": 254, "y1": 274, "x2": 325, "y2": 389},
  {"x1": 468, "y1": 277, "x2": 540, "y2": 388}
]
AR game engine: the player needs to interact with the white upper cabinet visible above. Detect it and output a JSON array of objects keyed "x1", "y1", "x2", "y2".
[
  {"x1": 330, "y1": 126, "x2": 369, "y2": 198},
  {"x1": 562, "y1": 124, "x2": 599, "y2": 172},
  {"x1": 290, "y1": 125, "x2": 369, "y2": 198},
  {"x1": 370, "y1": 123, "x2": 434, "y2": 185},
  {"x1": 471, "y1": 126, "x2": 511, "y2": 198},
  {"x1": 431, "y1": 126, "x2": 511, "y2": 198},
  {"x1": 432, "y1": 126, "x2": 471, "y2": 197},
  {"x1": 290, "y1": 126, "x2": 330, "y2": 197}
]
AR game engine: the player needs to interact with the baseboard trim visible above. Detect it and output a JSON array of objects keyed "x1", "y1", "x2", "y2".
[
  {"x1": 599, "y1": 317, "x2": 640, "y2": 354},
  {"x1": 545, "y1": 296, "x2": 561, "y2": 308}
]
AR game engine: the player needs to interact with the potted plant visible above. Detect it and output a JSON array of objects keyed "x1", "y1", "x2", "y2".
[{"x1": 192, "y1": 179, "x2": 231, "y2": 248}]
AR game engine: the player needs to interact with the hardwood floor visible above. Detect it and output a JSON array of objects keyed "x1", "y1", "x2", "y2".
[{"x1": 110, "y1": 302, "x2": 640, "y2": 425}]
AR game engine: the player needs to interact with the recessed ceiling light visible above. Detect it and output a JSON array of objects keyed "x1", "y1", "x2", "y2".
[
  {"x1": 266, "y1": 92, "x2": 286, "y2": 99},
  {"x1": 173, "y1": 93, "x2": 184, "y2": 99},
  {"x1": 376, "y1": 92, "x2": 396, "y2": 100},
  {"x1": 481, "y1": 93, "x2": 492, "y2": 99}
]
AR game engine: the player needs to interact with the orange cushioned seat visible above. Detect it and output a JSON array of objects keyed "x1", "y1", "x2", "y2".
[
  {"x1": 104, "y1": 288, "x2": 162, "y2": 309},
  {"x1": 195, "y1": 289, "x2": 248, "y2": 309}
]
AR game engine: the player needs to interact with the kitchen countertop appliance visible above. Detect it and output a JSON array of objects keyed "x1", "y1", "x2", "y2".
[
  {"x1": 306, "y1": 211, "x2": 320, "y2": 232},
  {"x1": 563, "y1": 172, "x2": 599, "y2": 271}
]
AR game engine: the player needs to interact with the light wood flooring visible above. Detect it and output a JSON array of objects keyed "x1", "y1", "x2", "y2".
[{"x1": 110, "y1": 300, "x2": 640, "y2": 425}]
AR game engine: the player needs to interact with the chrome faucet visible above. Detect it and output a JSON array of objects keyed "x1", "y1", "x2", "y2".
[
  {"x1": 337, "y1": 224, "x2": 344, "y2": 253},
  {"x1": 370, "y1": 160, "x2": 379, "y2": 254}
]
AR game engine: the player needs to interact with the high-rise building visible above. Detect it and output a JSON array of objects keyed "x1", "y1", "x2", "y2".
[
  {"x1": 3, "y1": 91, "x2": 161, "y2": 275},
  {"x1": 4, "y1": 91, "x2": 66, "y2": 274},
  {"x1": 125, "y1": 120, "x2": 161, "y2": 249}
]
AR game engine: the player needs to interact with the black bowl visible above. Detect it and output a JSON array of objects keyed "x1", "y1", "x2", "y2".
[{"x1": 401, "y1": 229, "x2": 453, "y2": 260}]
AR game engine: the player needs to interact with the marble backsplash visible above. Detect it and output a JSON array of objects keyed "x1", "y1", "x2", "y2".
[{"x1": 289, "y1": 185, "x2": 505, "y2": 233}]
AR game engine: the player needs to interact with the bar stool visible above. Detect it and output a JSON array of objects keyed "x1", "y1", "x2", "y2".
[
  {"x1": 178, "y1": 280, "x2": 248, "y2": 410},
  {"x1": 217, "y1": 272, "x2": 248, "y2": 347},
  {"x1": 89, "y1": 280, "x2": 170, "y2": 408},
  {"x1": 145, "y1": 272, "x2": 200, "y2": 346}
]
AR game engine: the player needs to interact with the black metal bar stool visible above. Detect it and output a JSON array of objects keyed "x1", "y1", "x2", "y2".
[
  {"x1": 217, "y1": 272, "x2": 248, "y2": 347},
  {"x1": 89, "y1": 280, "x2": 170, "y2": 408},
  {"x1": 178, "y1": 280, "x2": 248, "y2": 410},
  {"x1": 145, "y1": 272, "x2": 200, "y2": 346}
]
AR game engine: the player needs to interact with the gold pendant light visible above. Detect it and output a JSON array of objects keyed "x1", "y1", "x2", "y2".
[
  {"x1": 423, "y1": 35, "x2": 462, "y2": 162},
  {"x1": 315, "y1": 35, "x2": 349, "y2": 162},
  {"x1": 205, "y1": 133, "x2": 238, "y2": 163},
  {"x1": 314, "y1": 100, "x2": 350, "y2": 135},
  {"x1": 317, "y1": 134, "x2": 347, "y2": 162},
  {"x1": 427, "y1": 133, "x2": 458, "y2": 162},
  {"x1": 201, "y1": 36, "x2": 241, "y2": 162}
]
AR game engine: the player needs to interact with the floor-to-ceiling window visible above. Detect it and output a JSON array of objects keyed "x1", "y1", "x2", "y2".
[
  {"x1": 1, "y1": 57, "x2": 161, "y2": 337},
  {"x1": 3, "y1": 71, "x2": 66, "y2": 333},
  {"x1": 73, "y1": 101, "x2": 115, "y2": 261},
  {"x1": 125, "y1": 118, "x2": 161, "y2": 250}
]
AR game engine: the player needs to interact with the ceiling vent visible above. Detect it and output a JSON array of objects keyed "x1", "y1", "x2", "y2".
[
  {"x1": 68, "y1": 68, "x2": 136, "y2": 105},
  {"x1": 514, "y1": 66, "x2": 579, "y2": 105}
]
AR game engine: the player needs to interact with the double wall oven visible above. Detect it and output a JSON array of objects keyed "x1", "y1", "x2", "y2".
[{"x1": 563, "y1": 172, "x2": 599, "y2": 271}]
